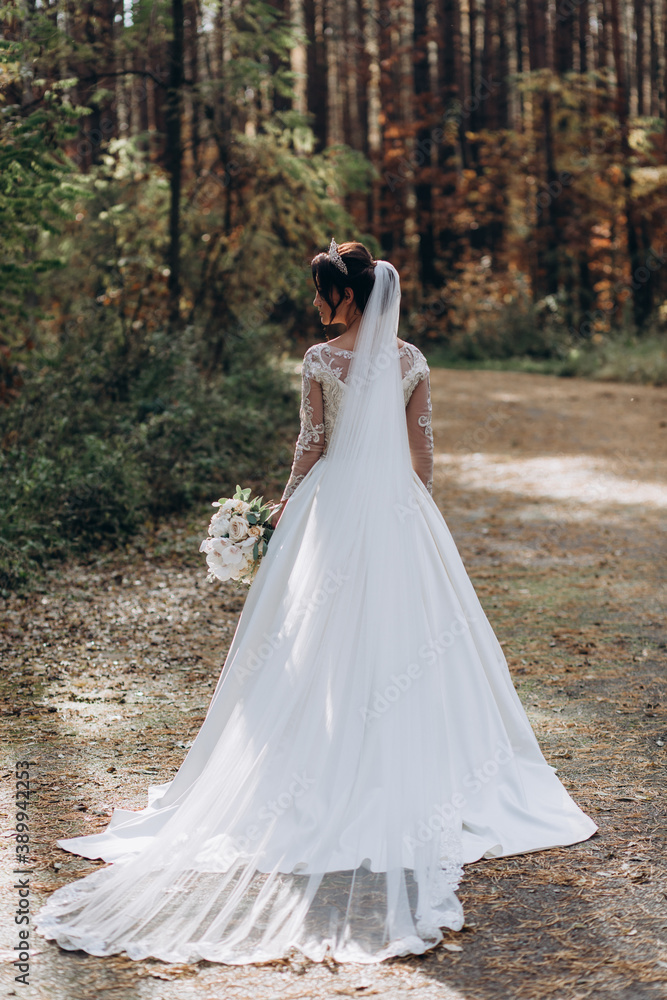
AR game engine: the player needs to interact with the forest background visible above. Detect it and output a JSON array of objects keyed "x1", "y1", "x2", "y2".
[{"x1": 1, "y1": 0, "x2": 666, "y2": 590}]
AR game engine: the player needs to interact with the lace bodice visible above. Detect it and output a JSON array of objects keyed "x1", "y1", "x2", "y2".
[{"x1": 281, "y1": 341, "x2": 433, "y2": 501}]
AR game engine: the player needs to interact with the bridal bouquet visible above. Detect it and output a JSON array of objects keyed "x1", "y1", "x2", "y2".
[{"x1": 199, "y1": 486, "x2": 281, "y2": 585}]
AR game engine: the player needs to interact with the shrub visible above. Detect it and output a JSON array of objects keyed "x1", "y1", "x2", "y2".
[{"x1": 0, "y1": 318, "x2": 297, "y2": 592}]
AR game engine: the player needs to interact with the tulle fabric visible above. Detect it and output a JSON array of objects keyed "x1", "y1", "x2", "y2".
[{"x1": 35, "y1": 263, "x2": 596, "y2": 964}]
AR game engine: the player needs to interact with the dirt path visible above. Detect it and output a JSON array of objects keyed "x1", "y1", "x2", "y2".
[{"x1": 2, "y1": 368, "x2": 666, "y2": 1000}]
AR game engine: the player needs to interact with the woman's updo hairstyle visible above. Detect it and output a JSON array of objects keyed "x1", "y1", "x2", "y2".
[{"x1": 311, "y1": 241, "x2": 377, "y2": 326}]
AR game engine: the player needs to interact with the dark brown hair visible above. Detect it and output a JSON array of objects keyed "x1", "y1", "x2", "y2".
[{"x1": 311, "y1": 241, "x2": 377, "y2": 327}]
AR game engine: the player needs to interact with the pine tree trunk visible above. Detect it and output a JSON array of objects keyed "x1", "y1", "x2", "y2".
[
  {"x1": 449, "y1": 0, "x2": 466, "y2": 166},
  {"x1": 525, "y1": 0, "x2": 547, "y2": 71},
  {"x1": 220, "y1": 0, "x2": 232, "y2": 141},
  {"x1": 555, "y1": 0, "x2": 574, "y2": 73},
  {"x1": 146, "y1": 66, "x2": 158, "y2": 161},
  {"x1": 468, "y1": 0, "x2": 479, "y2": 133},
  {"x1": 308, "y1": 0, "x2": 328, "y2": 147},
  {"x1": 635, "y1": 0, "x2": 645, "y2": 115},
  {"x1": 362, "y1": 0, "x2": 382, "y2": 230},
  {"x1": 290, "y1": 0, "x2": 308, "y2": 115},
  {"x1": 597, "y1": 0, "x2": 609, "y2": 72},
  {"x1": 526, "y1": 0, "x2": 558, "y2": 298},
  {"x1": 325, "y1": 0, "x2": 344, "y2": 145},
  {"x1": 481, "y1": 0, "x2": 495, "y2": 129},
  {"x1": 609, "y1": 0, "x2": 648, "y2": 328},
  {"x1": 188, "y1": 0, "x2": 201, "y2": 172},
  {"x1": 497, "y1": 0, "x2": 509, "y2": 129},
  {"x1": 512, "y1": 0, "x2": 524, "y2": 131},
  {"x1": 346, "y1": 0, "x2": 363, "y2": 149},
  {"x1": 167, "y1": 0, "x2": 185, "y2": 325},
  {"x1": 417, "y1": 0, "x2": 441, "y2": 286},
  {"x1": 649, "y1": 0, "x2": 659, "y2": 116},
  {"x1": 115, "y1": 0, "x2": 129, "y2": 137},
  {"x1": 578, "y1": 0, "x2": 588, "y2": 73},
  {"x1": 398, "y1": 0, "x2": 419, "y2": 303},
  {"x1": 412, "y1": 0, "x2": 438, "y2": 286}
]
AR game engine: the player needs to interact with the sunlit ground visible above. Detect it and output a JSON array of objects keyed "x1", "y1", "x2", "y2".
[{"x1": 435, "y1": 452, "x2": 667, "y2": 510}]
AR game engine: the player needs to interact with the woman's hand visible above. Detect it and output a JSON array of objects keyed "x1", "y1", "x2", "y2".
[{"x1": 270, "y1": 499, "x2": 287, "y2": 527}]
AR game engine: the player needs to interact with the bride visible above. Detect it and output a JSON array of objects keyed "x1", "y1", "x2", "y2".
[{"x1": 35, "y1": 240, "x2": 597, "y2": 965}]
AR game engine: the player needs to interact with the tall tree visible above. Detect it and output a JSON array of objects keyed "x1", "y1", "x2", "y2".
[
  {"x1": 397, "y1": 0, "x2": 419, "y2": 302},
  {"x1": 290, "y1": 0, "x2": 308, "y2": 116},
  {"x1": 526, "y1": 0, "x2": 558, "y2": 297},
  {"x1": 555, "y1": 0, "x2": 575, "y2": 74},
  {"x1": 362, "y1": 0, "x2": 383, "y2": 231},
  {"x1": 635, "y1": 0, "x2": 645, "y2": 114},
  {"x1": 609, "y1": 0, "x2": 651, "y2": 327},
  {"x1": 325, "y1": 0, "x2": 344, "y2": 145},
  {"x1": 649, "y1": 0, "x2": 659, "y2": 116},
  {"x1": 578, "y1": 0, "x2": 588, "y2": 73},
  {"x1": 166, "y1": 0, "x2": 185, "y2": 325}
]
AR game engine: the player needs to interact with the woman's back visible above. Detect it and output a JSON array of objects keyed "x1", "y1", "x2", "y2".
[{"x1": 282, "y1": 340, "x2": 434, "y2": 499}]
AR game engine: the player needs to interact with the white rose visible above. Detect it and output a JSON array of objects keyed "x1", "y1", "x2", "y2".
[
  {"x1": 209, "y1": 512, "x2": 231, "y2": 537},
  {"x1": 228, "y1": 516, "x2": 249, "y2": 542},
  {"x1": 220, "y1": 499, "x2": 237, "y2": 512}
]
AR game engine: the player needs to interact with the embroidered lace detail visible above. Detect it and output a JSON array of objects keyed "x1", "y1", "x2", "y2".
[
  {"x1": 418, "y1": 375, "x2": 433, "y2": 440},
  {"x1": 282, "y1": 342, "x2": 433, "y2": 501},
  {"x1": 418, "y1": 374, "x2": 433, "y2": 495},
  {"x1": 294, "y1": 389, "x2": 324, "y2": 464},
  {"x1": 325, "y1": 346, "x2": 354, "y2": 358},
  {"x1": 401, "y1": 344, "x2": 429, "y2": 400},
  {"x1": 283, "y1": 474, "x2": 306, "y2": 498},
  {"x1": 415, "y1": 828, "x2": 465, "y2": 936}
]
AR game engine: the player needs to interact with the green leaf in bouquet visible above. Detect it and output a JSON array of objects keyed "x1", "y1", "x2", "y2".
[
  {"x1": 262, "y1": 540, "x2": 268, "y2": 555},
  {"x1": 247, "y1": 513, "x2": 258, "y2": 525},
  {"x1": 253, "y1": 540, "x2": 259, "y2": 561}
]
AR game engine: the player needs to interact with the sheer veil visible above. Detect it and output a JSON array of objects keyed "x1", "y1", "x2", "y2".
[{"x1": 324, "y1": 258, "x2": 412, "y2": 499}]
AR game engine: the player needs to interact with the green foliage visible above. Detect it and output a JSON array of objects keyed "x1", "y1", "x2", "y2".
[
  {"x1": 0, "y1": 108, "x2": 375, "y2": 592},
  {"x1": 448, "y1": 298, "x2": 565, "y2": 362},
  {"x1": 197, "y1": 0, "x2": 306, "y2": 110},
  {"x1": 0, "y1": 41, "x2": 82, "y2": 314},
  {"x1": 423, "y1": 305, "x2": 667, "y2": 386},
  {"x1": 0, "y1": 316, "x2": 297, "y2": 593},
  {"x1": 33, "y1": 128, "x2": 374, "y2": 357},
  {"x1": 0, "y1": 32, "x2": 86, "y2": 404},
  {"x1": 556, "y1": 328, "x2": 667, "y2": 385},
  {"x1": 179, "y1": 119, "x2": 378, "y2": 342}
]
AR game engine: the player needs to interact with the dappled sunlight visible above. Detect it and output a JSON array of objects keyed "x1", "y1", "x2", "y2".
[{"x1": 435, "y1": 452, "x2": 667, "y2": 509}]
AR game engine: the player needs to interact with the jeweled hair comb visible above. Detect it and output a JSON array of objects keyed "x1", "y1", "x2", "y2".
[{"x1": 328, "y1": 237, "x2": 348, "y2": 275}]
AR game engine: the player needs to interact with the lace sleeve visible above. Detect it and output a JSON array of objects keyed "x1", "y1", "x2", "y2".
[
  {"x1": 405, "y1": 369, "x2": 434, "y2": 495},
  {"x1": 281, "y1": 351, "x2": 326, "y2": 501}
]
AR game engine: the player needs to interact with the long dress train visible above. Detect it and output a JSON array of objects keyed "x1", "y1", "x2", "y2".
[{"x1": 34, "y1": 261, "x2": 596, "y2": 965}]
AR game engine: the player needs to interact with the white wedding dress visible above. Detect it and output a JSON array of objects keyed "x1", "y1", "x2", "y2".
[{"x1": 35, "y1": 262, "x2": 596, "y2": 965}]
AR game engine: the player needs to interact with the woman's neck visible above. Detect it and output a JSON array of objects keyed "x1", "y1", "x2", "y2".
[{"x1": 327, "y1": 316, "x2": 361, "y2": 348}]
